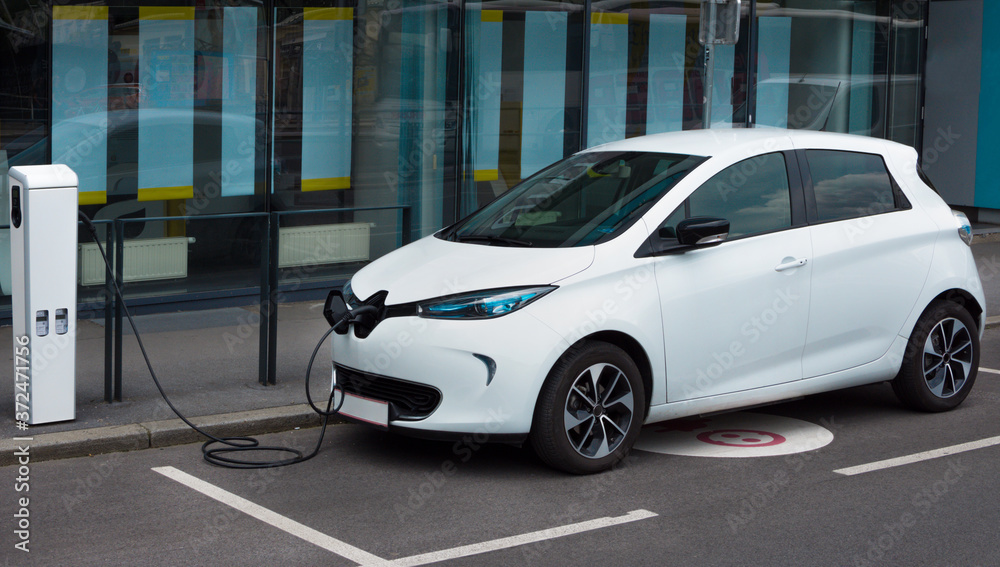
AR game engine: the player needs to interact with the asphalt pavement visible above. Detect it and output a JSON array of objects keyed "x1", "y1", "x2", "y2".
[
  {"x1": 0, "y1": 236, "x2": 999, "y2": 565},
  {"x1": 2, "y1": 330, "x2": 999, "y2": 566}
]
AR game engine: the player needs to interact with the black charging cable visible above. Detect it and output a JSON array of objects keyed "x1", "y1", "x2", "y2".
[{"x1": 79, "y1": 211, "x2": 366, "y2": 469}]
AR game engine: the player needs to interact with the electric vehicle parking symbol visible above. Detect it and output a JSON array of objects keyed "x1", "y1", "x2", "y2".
[
  {"x1": 634, "y1": 412, "x2": 834, "y2": 458},
  {"x1": 696, "y1": 429, "x2": 786, "y2": 447}
]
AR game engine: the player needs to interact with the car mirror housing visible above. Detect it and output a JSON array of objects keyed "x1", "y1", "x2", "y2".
[
  {"x1": 635, "y1": 217, "x2": 730, "y2": 258},
  {"x1": 675, "y1": 217, "x2": 730, "y2": 246}
]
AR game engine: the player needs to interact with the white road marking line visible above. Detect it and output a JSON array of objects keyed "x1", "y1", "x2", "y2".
[
  {"x1": 833, "y1": 435, "x2": 1000, "y2": 476},
  {"x1": 155, "y1": 466, "x2": 656, "y2": 566},
  {"x1": 152, "y1": 466, "x2": 386, "y2": 566},
  {"x1": 384, "y1": 509, "x2": 658, "y2": 567},
  {"x1": 980, "y1": 367, "x2": 1000, "y2": 375}
]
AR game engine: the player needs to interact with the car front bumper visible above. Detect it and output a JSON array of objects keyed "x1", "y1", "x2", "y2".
[{"x1": 329, "y1": 310, "x2": 568, "y2": 438}]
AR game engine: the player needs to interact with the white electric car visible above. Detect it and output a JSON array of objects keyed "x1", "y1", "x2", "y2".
[{"x1": 327, "y1": 128, "x2": 985, "y2": 474}]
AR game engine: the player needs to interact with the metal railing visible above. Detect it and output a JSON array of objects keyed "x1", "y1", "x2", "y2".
[{"x1": 97, "y1": 205, "x2": 412, "y2": 400}]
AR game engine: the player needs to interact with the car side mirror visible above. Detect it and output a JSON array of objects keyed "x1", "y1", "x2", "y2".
[
  {"x1": 634, "y1": 216, "x2": 731, "y2": 258},
  {"x1": 675, "y1": 217, "x2": 730, "y2": 247}
]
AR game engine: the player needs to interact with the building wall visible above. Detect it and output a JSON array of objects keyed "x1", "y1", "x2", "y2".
[
  {"x1": 0, "y1": 0, "x2": 973, "y2": 316},
  {"x1": 923, "y1": 0, "x2": 982, "y2": 209},
  {"x1": 975, "y1": 0, "x2": 1000, "y2": 215}
]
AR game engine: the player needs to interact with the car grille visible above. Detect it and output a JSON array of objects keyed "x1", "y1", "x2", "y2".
[{"x1": 335, "y1": 365, "x2": 441, "y2": 420}]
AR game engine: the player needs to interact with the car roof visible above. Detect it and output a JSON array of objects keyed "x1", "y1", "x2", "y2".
[{"x1": 582, "y1": 127, "x2": 896, "y2": 158}]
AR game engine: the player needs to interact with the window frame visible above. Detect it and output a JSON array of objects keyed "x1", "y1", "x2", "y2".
[
  {"x1": 653, "y1": 149, "x2": 808, "y2": 246},
  {"x1": 797, "y1": 148, "x2": 913, "y2": 226}
]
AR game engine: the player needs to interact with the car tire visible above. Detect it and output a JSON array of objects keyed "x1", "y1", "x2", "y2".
[
  {"x1": 531, "y1": 341, "x2": 645, "y2": 474},
  {"x1": 892, "y1": 301, "x2": 980, "y2": 412}
]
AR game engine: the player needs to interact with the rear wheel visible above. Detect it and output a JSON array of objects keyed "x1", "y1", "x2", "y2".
[
  {"x1": 892, "y1": 302, "x2": 979, "y2": 412},
  {"x1": 531, "y1": 341, "x2": 645, "y2": 474}
]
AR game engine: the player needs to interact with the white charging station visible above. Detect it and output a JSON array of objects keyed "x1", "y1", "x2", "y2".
[{"x1": 9, "y1": 164, "x2": 78, "y2": 424}]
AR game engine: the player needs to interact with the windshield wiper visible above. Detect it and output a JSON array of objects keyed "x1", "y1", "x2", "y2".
[{"x1": 455, "y1": 234, "x2": 533, "y2": 247}]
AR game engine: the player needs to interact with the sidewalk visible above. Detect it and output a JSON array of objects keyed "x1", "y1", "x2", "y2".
[
  {"x1": 0, "y1": 300, "x2": 338, "y2": 465},
  {"x1": 2, "y1": 238, "x2": 1000, "y2": 466}
]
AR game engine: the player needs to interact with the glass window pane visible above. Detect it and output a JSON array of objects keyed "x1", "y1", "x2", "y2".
[
  {"x1": 887, "y1": 1, "x2": 925, "y2": 147},
  {"x1": 461, "y1": 0, "x2": 583, "y2": 216},
  {"x1": 52, "y1": 6, "x2": 111, "y2": 205},
  {"x1": 460, "y1": 1, "x2": 753, "y2": 216},
  {"x1": 448, "y1": 151, "x2": 703, "y2": 247},
  {"x1": 806, "y1": 149, "x2": 896, "y2": 222},
  {"x1": 666, "y1": 152, "x2": 792, "y2": 239},
  {"x1": 17, "y1": 4, "x2": 270, "y2": 305},
  {"x1": 589, "y1": 1, "x2": 748, "y2": 145},
  {"x1": 755, "y1": 1, "x2": 888, "y2": 137}
]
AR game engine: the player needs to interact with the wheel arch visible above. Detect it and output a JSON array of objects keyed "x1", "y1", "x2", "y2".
[
  {"x1": 550, "y1": 331, "x2": 654, "y2": 420},
  {"x1": 911, "y1": 289, "x2": 985, "y2": 337}
]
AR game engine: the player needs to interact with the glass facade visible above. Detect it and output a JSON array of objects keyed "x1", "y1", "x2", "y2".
[{"x1": 0, "y1": 0, "x2": 930, "y2": 315}]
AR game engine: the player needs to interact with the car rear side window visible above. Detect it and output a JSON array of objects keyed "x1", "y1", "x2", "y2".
[{"x1": 806, "y1": 150, "x2": 903, "y2": 222}]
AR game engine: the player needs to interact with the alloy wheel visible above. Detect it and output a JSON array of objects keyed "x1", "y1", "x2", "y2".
[
  {"x1": 563, "y1": 362, "x2": 635, "y2": 459},
  {"x1": 922, "y1": 317, "x2": 974, "y2": 398}
]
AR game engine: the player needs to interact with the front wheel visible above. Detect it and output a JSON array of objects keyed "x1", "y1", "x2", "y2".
[
  {"x1": 892, "y1": 301, "x2": 980, "y2": 412},
  {"x1": 531, "y1": 341, "x2": 645, "y2": 474}
]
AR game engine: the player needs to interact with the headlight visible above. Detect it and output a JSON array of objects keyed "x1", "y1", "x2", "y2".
[
  {"x1": 342, "y1": 280, "x2": 361, "y2": 308},
  {"x1": 417, "y1": 286, "x2": 556, "y2": 319}
]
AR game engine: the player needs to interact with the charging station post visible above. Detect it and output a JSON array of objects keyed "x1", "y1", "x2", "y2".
[{"x1": 9, "y1": 165, "x2": 78, "y2": 424}]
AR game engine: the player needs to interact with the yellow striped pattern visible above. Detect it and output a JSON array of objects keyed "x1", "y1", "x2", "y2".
[
  {"x1": 302, "y1": 177, "x2": 351, "y2": 192},
  {"x1": 474, "y1": 169, "x2": 499, "y2": 182},
  {"x1": 53, "y1": 6, "x2": 108, "y2": 20},
  {"x1": 304, "y1": 7, "x2": 353, "y2": 21},
  {"x1": 591, "y1": 12, "x2": 628, "y2": 25},
  {"x1": 138, "y1": 186, "x2": 194, "y2": 201},
  {"x1": 140, "y1": 7, "x2": 195, "y2": 21},
  {"x1": 78, "y1": 191, "x2": 107, "y2": 205}
]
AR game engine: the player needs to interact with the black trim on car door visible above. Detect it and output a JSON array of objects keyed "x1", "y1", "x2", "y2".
[
  {"x1": 784, "y1": 150, "x2": 809, "y2": 228},
  {"x1": 792, "y1": 149, "x2": 820, "y2": 224}
]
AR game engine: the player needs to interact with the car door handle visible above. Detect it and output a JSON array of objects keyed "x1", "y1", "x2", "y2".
[{"x1": 775, "y1": 257, "x2": 808, "y2": 272}]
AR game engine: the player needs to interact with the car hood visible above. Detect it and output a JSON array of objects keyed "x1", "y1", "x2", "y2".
[{"x1": 351, "y1": 235, "x2": 595, "y2": 305}]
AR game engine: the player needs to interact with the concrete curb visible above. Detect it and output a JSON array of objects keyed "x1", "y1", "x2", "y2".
[
  {"x1": 986, "y1": 316, "x2": 1000, "y2": 329},
  {"x1": 0, "y1": 404, "x2": 328, "y2": 466}
]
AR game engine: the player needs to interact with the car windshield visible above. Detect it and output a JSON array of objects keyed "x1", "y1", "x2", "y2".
[{"x1": 440, "y1": 151, "x2": 706, "y2": 248}]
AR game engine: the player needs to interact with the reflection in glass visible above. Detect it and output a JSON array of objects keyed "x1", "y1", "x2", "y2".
[
  {"x1": 444, "y1": 151, "x2": 703, "y2": 247},
  {"x1": 138, "y1": 7, "x2": 195, "y2": 202},
  {"x1": 461, "y1": 0, "x2": 583, "y2": 216},
  {"x1": 753, "y1": 0, "x2": 923, "y2": 144},
  {"x1": 52, "y1": 6, "x2": 110, "y2": 205}
]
